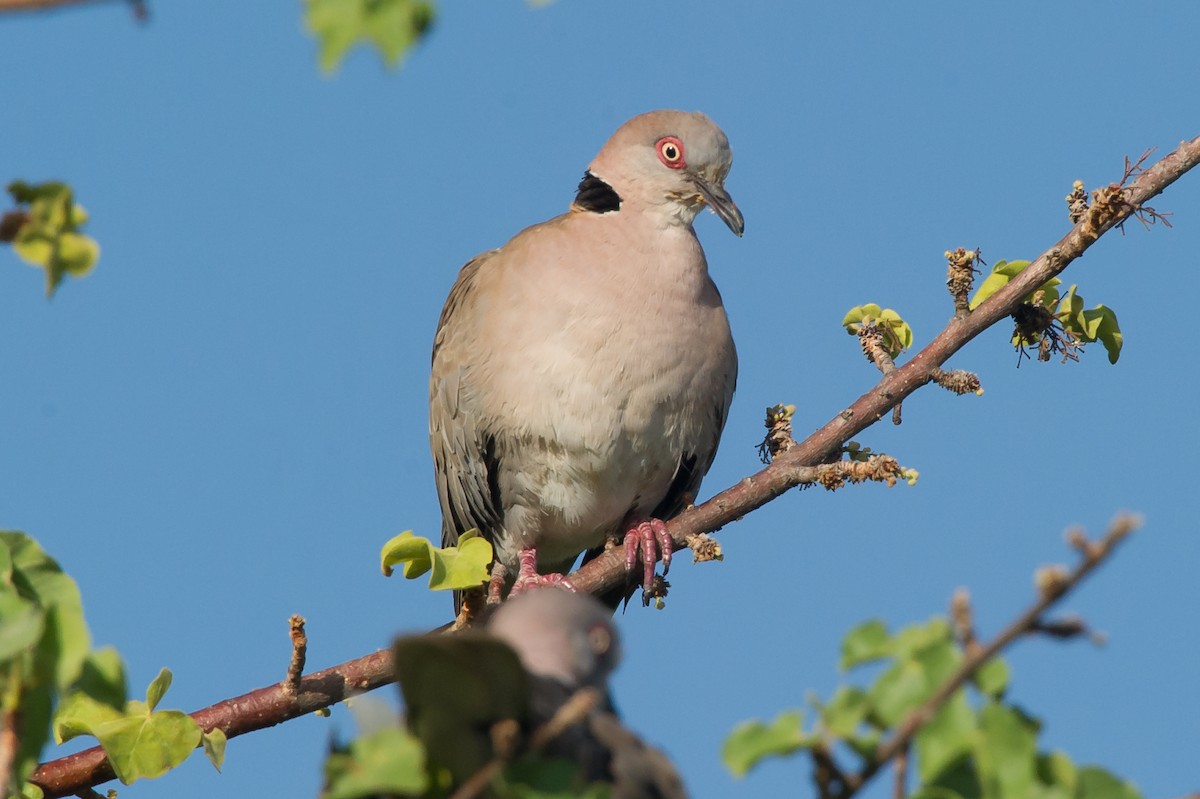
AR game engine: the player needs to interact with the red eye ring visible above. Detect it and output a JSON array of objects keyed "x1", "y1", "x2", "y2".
[{"x1": 656, "y1": 136, "x2": 686, "y2": 169}]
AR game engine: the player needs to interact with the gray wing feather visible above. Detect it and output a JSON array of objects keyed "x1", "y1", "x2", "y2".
[{"x1": 430, "y1": 253, "x2": 503, "y2": 551}]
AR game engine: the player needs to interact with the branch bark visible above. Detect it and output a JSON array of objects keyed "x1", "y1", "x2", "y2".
[
  {"x1": 27, "y1": 136, "x2": 1200, "y2": 798},
  {"x1": 0, "y1": 0, "x2": 105, "y2": 11}
]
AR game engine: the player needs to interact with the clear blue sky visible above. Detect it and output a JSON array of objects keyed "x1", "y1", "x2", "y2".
[{"x1": 3, "y1": 2, "x2": 1199, "y2": 797}]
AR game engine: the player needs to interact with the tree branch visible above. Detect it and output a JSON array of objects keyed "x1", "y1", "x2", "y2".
[
  {"x1": 838, "y1": 514, "x2": 1140, "y2": 798},
  {"x1": 27, "y1": 137, "x2": 1200, "y2": 798},
  {"x1": 569, "y1": 134, "x2": 1200, "y2": 597}
]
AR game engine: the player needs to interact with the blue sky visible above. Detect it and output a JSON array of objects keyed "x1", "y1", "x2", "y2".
[{"x1": 3, "y1": 2, "x2": 1199, "y2": 797}]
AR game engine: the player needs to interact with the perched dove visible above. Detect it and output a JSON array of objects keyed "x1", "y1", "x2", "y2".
[
  {"x1": 430, "y1": 110, "x2": 742, "y2": 605},
  {"x1": 393, "y1": 589, "x2": 687, "y2": 797}
]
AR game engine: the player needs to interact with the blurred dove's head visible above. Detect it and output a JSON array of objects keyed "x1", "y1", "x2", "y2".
[{"x1": 489, "y1": 588, "x2": 621, "y2": 690}]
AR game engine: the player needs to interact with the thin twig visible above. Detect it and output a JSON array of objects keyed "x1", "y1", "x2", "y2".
[
  {"x1": 0, "y1": 700, "x2": 19, "y2": 799},
  {"x1": 892, "y1": 745, "x2": 908, "y2": 799},
  {"x1": 28, "y1": 137, "x2": 1200, "y2": 799},
  {"x1": 282, "y1": 615, "x2": 307, "y2": 696}
]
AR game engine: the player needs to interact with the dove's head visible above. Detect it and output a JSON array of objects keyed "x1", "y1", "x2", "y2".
[
  {"x1": 583, "y1": 109, "x2": 743, "y2": 236},
  {"x1": 489, "y1": 588, "x2": 621, "y2": 691}
]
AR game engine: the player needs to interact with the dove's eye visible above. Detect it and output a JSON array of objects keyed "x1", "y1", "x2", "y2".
[{"x1": 656, "y1": 137, "x2": 686, "y2": 169}]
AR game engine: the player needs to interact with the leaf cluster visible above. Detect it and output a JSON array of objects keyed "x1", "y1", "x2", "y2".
[
  {"x1": 3, "y1": 182, "x2": 99, "y2": 298},
  {"x1": 1, "y1": 533, "x2": 220, "y2": 799},
  {"x1": 970, "y1": 260, "x2": 1122, "y2": 365},
  {"x1": 842, "y1": 304, "x2": 914, "y2": 360},
  {"x1": 380, "y1": 529, "x2": 492, "y2": 591},
  {"x1": 305, "y1": 0, "x2": 435, "y2": 73},
  {"x1": 723, "y1": 616, "x2": 1140, "y2": 799}
]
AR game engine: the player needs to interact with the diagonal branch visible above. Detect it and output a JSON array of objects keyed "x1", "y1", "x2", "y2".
[
  {"x1": 28, "y1": 136, "x2": 1200, "y2": 798},
  {"x1": 568, "y1": 133, "x2": 1200, "y2": 597},
  {"x1": 837, "y1": 513, "x2": 1140, "y2": 798}
]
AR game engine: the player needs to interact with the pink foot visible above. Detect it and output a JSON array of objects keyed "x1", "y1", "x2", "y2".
[
  {"x1": 508, "y1": 547, "x2": 577, "y2": 597},
  {"x1": 623, "y1": 518, "x2": 673, "y2": 600}
]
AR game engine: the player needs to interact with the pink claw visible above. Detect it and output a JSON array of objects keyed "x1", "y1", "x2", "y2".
[
  {"x1": 622, "y1": 518, "x2": 673, "y2": 598},
  {"x1": 509, "y1": 547, "x2": 577, "y2": 598}
]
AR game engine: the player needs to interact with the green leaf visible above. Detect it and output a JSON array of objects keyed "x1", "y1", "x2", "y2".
[
  {"x1": 969, "y1": 259, "x2": 1032, "y2": 309},
  {"x1": 364, "y1": 0, "x2": 435, "y2": 66},
  {"x1": 1074, "y1": 766, "x2": 1142, "y2": 799},
  {"x1": 305, "y1": 0, "x2": 363, "y2": 72},
  {"x1": 381, "y1": 530, "x2": 433, "y2": 578},
  {"x1": 428, "y1": 532, "x2": 492, "y2": 591},
  {"x1": 915, "y1": 691, "x2": 975, "y2": 783},
  {"x1": 74, "y1": 647, "x2": 128, "y2": 710},
  {"x1": 1036, "y1": 750, "x2": 1077, "y2": 794},
  {"x1": 1083, "y1": 306, "x2": 1122, "y2": 364},
  {"x1": 323, "y1": 726, "x2": 429, "y2": 799},
  {"x1": 96, "y1": 708, "x2": 202, "y2": 784},
  {"x1": 380, "y1": 530, "x2": 492, "y2": 592},
  {"x1": 201, "y1": 727, "x2": 227, "y2": 772},
  {"x1": 3, "y1": 531, "x2": 91, "y2": 690},
  {"x1": 840, "y1": 304, "x2": 912, "y2": 357},
  {"x1": 305, "y1": 0, "x2": 434, "y2": 73},
  {"x1": 57, "y1": 231, "x2": 100, "y2": 277},
  {"x1": 54, "y1": 691, "x2": 127, "y2": 744},
  {"x1": 145, "y1": 667, "x2": 172, "y2": 712},
  {"x1": 840, "y1": 619, "x2": 891, "y2": 670},
  {"x1": 5, "y1": 181, "x2": 100, "y2": 297},
  {"x1": 722, "y1": 710, "x2": 811, "y2": 778},
  {"x1": 818, "y1": 685, "x2": 870, "y2": 737},
  {"x1": 975, "y1": 657, "x2": 1010, "y2": 699},
  {"x1": 975, "y1": 701, "x2": 1037, "y2": 799},
  {"x1": 0, "y1": 591, "x2": 45, "y2": 663},
  {"x1": 891, "y1": 617, "x2": 952, "y2": 660},
  {"x1": 867, "y1": 658, "x2": 927, "y2": 727}
]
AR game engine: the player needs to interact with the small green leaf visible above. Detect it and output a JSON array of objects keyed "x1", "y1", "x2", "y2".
[
  {"x1": 97, "y1": 708, "x2": 202, "y2": 784},
  {"x1": 323, "y1": 726, "x2": 429, "y2": 799},
  {"x1": 1036, "y1": 750, "x2": 1077, "y2": 793},
  {"x1": 818, "y1": 685, "x2": 870, "y2": 737},
  {"x1": 381, "y1": 531, "x2": 434, "y2": 578},
  {"x1": 1083, "y1": 305, "x2": 1122, "y2": 364},
  {"x1": 890, "y1": 617, "x2": 952, "y2": 660},
  {"x1": 380, "y1": 530, "x2": 492, "y2": 592},
  {"x1": 975, "y1": 701, "x2": 1037, "y2": 799},
  {"x1": 53, "y1": 691, "x2": 126, "y2": 744},
  {"x1": 722, "y1": 710, "x2": 810, "y2": 778},
  {"x1": 428, "y1": 532, "x2": 492, "y2": 591},
  {"x1": 915, "y1": 691, "x2": 975, "y2": 783},
  {"x1": 975, "y1": 657, "x2": 1010, "y2": 698},
  {"x1": 201, "y1": 727, "x2": 227, "y2": 772},
  {"x1": 0, "y1": 592, "x2": 45, "y2": 663},
  {"x1": 363, "y1": 0, "x2": 435, "y2": 66},
  {"x1": 970, "y1": 259, "x2": 1032, "y2": 309},
  {"x1": 305, "y1": 0, "x2": 434, "y2": 73},
  {"x1": 840, "y1": 619, "x2": 891, "y2": 670},
  {"x1": 145, "y1": 667, "x2": 173, "y2": 712},
  {"x1": 867, "y1": 658, "x2": 927, "y2": 727},
  {"x1": 74, "y1": 647, "x2": 128, "y2": 710},
  {"x1": 1074, "y1": 765, "x2": 1142, "y2": 799}
]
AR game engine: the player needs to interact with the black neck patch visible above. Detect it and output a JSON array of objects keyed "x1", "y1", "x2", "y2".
[{"x1": 573, "y1": 171, "x2": 621, "y2": 213}]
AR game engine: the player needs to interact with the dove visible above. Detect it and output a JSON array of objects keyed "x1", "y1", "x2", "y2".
[{"x1": 430, "y1": 110, "x2": 741, "y2": 606}]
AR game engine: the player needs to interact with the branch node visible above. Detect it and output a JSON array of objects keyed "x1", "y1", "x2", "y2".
[
  {"x1": 758, "y1": 403, "x2": 797, "y2": 463},
  {"x1": 283, "y1": 615, "x2": 307, "y2": 696},
  {"x1": 950, "y1": 587, "x2": 981, "y2": 657},
  {"x1": 685, "y1": 533, "x2": 724, "y2": 563},
  {"x1": 945, "y1": 247, "x2": 981, "y2": 318},
  {"x1": 930, "y1": 368, "x2": 983, "y2": 396}
]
